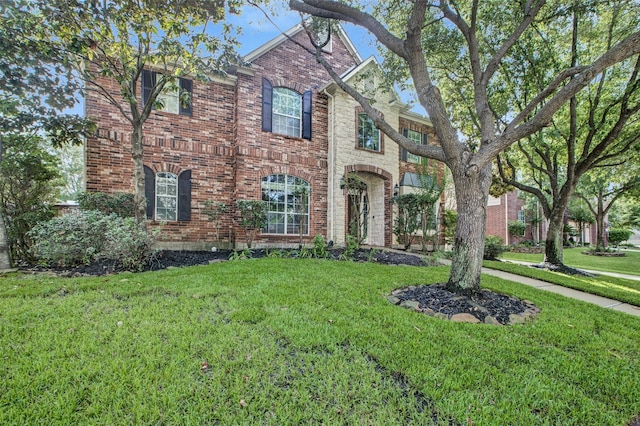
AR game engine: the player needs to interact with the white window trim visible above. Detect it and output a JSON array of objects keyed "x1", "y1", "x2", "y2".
[
  {"x1": 155, "y1": 172, "x2": 178, "y2": 221},
  {"x1": 261, "y1": 174, "x2": 310, "y2": 235},
  {"x1": 272, "y1": 88, "x2": 302, "y2": 138}
]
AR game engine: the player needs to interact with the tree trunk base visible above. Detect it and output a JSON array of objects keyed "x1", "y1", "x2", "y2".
[{"x1": 532, "y1": 262, "x2": 595, "y2": 277}]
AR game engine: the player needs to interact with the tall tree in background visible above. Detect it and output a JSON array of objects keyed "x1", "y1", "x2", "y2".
[
  {"x1": 36, "y1": 0, "x2": 243, "y2": 223},
  {"x1": 0, "y1": 1, "x2": 89, "y2": 268},
  {"x1": 289, "y1": 0, "x2": 640, "y2": 293},
  {"x1": 495, "y1": 1, "x2": 640, "y2": 268},
  {"x1": 575, "y1": 164, "x2": 640, "y2": 251}
]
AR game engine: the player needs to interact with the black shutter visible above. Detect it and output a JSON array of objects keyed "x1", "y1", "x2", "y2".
[
  {"x1": 401, "y1": 128, "x2": 408, "y2": 161},
  {"x1": 179, "y1": 78, "x2": 193, "y2": 116},
  {"x1": 262, "y1": 78, "x2": 273, "y2": 132},
  {"x1": 421, "y1": 133, "x2": 429, "y2": 164},
  {"x1": 144, "y1": 165, "x2": 155, "y2": 219},
  {"x1": 302, "y1": 90, "x2": 312, "y2": 140},
  {"x1": 178, "y1": 170, "x2": 191, "y2": 221},
  {"x1": 142, "y1": 70, "x2": 156, "y2": 107}
]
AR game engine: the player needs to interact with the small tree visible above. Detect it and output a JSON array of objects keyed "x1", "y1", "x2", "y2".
[
  {"x1": 202, "y1": 201, "x2": 230, "y2": 243},
  {"x1": 0, "y1": 134, "x2": 60, "y2": 262},
  {"x1": 392, "y1": 193, "x2": 421, "y2": 249},
  {"x1": 608, "y1": 228, "x2": 632, "y2": 251},
  {"x1": 508, "y1": 221, "x2": 526, "y2": 242},
  {"x1": 443, "y1": 209, "x2": 457, "y2": 248},
  {"x1": 415, "y1": 161, "x2": 444, "y2": 252},
  {"x1": 568, "y1": 202, "x2": 595, "y2": 247},
  {"x1": 292, "y1": 186, "x2": 310, "y2": 248},
  {"x1": 236, "y1": 200, "x2": 267, "y2": 249}
]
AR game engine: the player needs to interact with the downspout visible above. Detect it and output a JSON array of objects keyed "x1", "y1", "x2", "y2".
[
  {"x1": 504, "y1": 193, "x2": 509, "y2": 244},
  {"x1": 322, "y1": 88, "x2": 336, "y2": 243}
]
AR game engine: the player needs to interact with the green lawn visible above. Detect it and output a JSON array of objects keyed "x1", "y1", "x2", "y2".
[
  {"x1": 500, "y1": 247, "x2": 640, "y2": 276},
  {"x1": 484, "y1": 260, "x2": 640, "y2": 306},
  {"x1": 1, "y1": 259, "x2": 640, "y2": 425}
]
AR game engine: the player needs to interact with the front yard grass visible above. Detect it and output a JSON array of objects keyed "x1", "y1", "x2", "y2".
[
  {"x1": 500, "y1": 247, "x2": 640, "y2": 276},
  {"x1": 1, "y1": 259, "x2": 639, "y2": 425},
  {"x1": 484, "y1": 260, "x2": 640, "y2": 307}
]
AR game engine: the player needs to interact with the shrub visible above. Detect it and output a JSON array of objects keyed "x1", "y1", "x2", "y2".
[
  {"x1": 29, "y1": 210, "x2": 157, "y2": 270},
  {"x1": 237, "y1": 200, "x2": 267, "y2": 249},
  {"x1": 100, "y1": 217, "x2": 159, "y2": 271},
  {"x1": 484, "y1": 235, "x2": 507, "y2": 260},
  {"x1": 311, "y1": 235, "x2": 330, "y2": 259},
  {"x1": 29, "y1": 210, "x2": 112, "y2": 266},
  {"x1": 508, "y1": 221, "x2": 526, "y2": 238},
  {"x1": 608, "y1": 228, "x2": 633, "y2": 249},
  {"x1": 77, "y1": 192, "x2": 135, "y2": 218}
]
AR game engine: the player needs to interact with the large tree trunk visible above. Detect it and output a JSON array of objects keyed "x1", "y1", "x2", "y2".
[
  {"x1": 594, "y1": 195, "x2": 606, "y2": 252},
  {"x1": 544, "y1": 206, "x2": 565, "y2": 265},
  {"x1": 0, "y1": 211, "x2": 11, "y2": 270},
  {"x1": 131, "y1": 123, "x2": 147, "y2": 225},
  {"x1": 446, "y1": 164, "x2": 492, "y2": 295}
]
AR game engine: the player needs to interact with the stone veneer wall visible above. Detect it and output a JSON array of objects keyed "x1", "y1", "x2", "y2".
[{"x1": 328, "y1": 80, "x2": 400, "y2": 247}]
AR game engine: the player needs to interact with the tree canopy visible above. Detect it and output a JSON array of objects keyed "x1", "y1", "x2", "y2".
[
  {"x1": 34, "y1": 0, "x2": 243, "y2": 223},
  {"x1": 288, "y1": 0, "x2": 640, "y2": 292}
]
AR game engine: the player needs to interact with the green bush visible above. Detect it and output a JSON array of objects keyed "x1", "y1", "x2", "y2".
[
  {"x1": 101, "y1": 217, "x2": 159, "y2": 271},
  {"x1": 311, "y1": 235, "x2": 330, "y2": 259},
  {"x1": 609, "y1": 228, "x2": 633, "y2": 248},
  {"x1": 484, "y1": 235, "x2": 507, "y2": 260},
  {"x1": 77, "y1": 192, "x2": 135, "y2": 218},
  {"x1": 29, "y1": 210, "x2": 157, "y2": 270},
  {"x1": 29, "y1": 210, "x2": 112, "y2": 266},
  {"x1": 508, "y1": 221, "x2": 526, "y2": 238}
]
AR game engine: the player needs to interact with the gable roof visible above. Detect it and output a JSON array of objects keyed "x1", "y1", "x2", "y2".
[{"x1": 243, "y1": 23, "x2": 362, "y2": 64}]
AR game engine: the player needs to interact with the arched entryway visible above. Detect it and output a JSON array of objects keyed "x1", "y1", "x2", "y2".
[{"x1": 343, "y1": 165, "x2": 393, "y2": 247}]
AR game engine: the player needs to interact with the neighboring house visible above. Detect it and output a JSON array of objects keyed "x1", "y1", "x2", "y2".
[
  {"x1": 84, "y1": 24, "x2": 444, "y2": 250},
  {"x1": 485, "y1": 191, "x2": 601, "y2": 246}
]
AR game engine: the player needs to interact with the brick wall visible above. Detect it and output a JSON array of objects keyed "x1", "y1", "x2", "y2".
[
  {"x1": 85, "y1": 28, "x2": 359, "y2": 250},
  {"x1": 232, "y1": 29, "x2": 358, "y2": 247},
  {"x1": 85, "y1": 71, "x2": 238, "y2": 248}
]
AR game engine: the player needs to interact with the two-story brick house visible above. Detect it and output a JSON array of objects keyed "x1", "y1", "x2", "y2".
[{"x1": 84, "y1": 24, "x2": 443, "y2": 250}]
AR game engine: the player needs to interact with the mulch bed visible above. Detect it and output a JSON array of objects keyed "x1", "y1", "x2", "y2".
[{"x1": 18, "y1": 248, "x2": 538, "y2": 325}]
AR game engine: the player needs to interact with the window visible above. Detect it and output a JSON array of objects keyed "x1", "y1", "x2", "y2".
[
  {"x1": 358, "y1": 113, "x2": 380, "y2": 152},
  {"x1": 141, "y1": 70, "x2": 192, "y2": 116},
  {"x1": 273, "y1": 88, "x2": 302, "y2": 137},
  {"x1": 262, "y1": 78, "x2": 312, "y2": 139},
  {"x1": 402, "y1": 128, "x2": 429, "y2": 163},
  {"x1": 156, "y1": 172, "x2": 178, "y2": 221},
  {"x1": 518, "y1": 209, "x2": 525, "y2": 223},
  {"x1": 261, "y1": 174, "x2": 310, "y2": 235},
  {"x1": 144, "y1": 166, "x2": 191, "y2": 221}
]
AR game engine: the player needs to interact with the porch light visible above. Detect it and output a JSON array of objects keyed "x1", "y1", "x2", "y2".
[{"x1": 393, "y1": 183, "x2": 399, "y2": 197}]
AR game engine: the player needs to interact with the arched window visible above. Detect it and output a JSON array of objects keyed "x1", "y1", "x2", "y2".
[
  {"x1": 261, "y1": 78, "x2": 312, "y2": 140},
  {"x1": 144, "y1": 167, "x2": 191, "y2": 221},
  {"x1": 155, "y1": 172, "x2": 178, "y2": 221},
  {"x1": 261, "y1": 174, "x2": 310, "y2": 235}
]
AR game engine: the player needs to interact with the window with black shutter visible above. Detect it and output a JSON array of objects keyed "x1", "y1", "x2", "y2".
[
  {"x1": 141, "y1": 70, "x2": 192, "y2": 116},
  {"x1": 261, "y1": 78, "x2": 312, "y2": 140}
]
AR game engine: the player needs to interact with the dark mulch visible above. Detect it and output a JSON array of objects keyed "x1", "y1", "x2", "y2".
[
  {"x1": 18, "y1": 248, "x2": 431, "y2": 277},
  {"x1": 393, "y1": 284, "x2": 534, "y2": 324},
  {"x1": 18, "y1": 248, "x2": 537, "y2": 324}
]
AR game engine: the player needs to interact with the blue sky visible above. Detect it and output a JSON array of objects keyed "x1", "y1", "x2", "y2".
[
  {"x1": 226, "y1": 4, "x2": 378, "y2": 59},
  {"x1": 70, "y1": 4, "x2": 424, "y2": 115}
]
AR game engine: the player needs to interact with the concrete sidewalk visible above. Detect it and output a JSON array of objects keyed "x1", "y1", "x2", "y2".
[
  {"x1": 436, "y1": 258, "x2": 640, "y2": 317},
  {"x1": 481, "y1": 266, "x2": 640, "y2": 318},
  {"x1": 504, "y1": 259, "x2": 640, "y2": 282}
]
